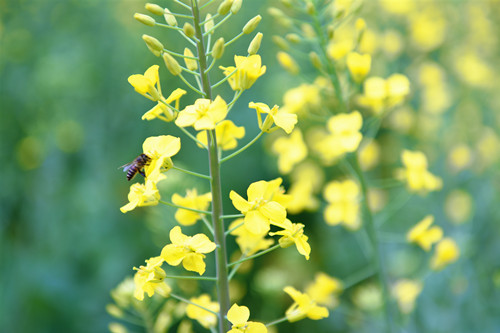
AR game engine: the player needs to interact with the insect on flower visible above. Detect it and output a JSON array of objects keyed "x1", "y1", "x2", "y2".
[{"x1": 119, "y1": 153, "x2": 151, "y2": 181}]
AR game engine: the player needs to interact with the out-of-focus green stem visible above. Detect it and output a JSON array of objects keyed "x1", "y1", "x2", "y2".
[{"x1": 191, "y1": 1, "x2": 231, "y2": 332}]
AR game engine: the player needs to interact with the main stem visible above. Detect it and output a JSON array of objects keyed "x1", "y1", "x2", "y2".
[
  {"x1": 191, "y1": 1, "x2": 230, "y2": 332},
  {"x1": 351, "y1": 154, "x2": 392, "y2": 332}
]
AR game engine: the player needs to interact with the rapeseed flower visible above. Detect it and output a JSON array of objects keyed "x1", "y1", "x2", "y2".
[
  {"x1": 186, "y1": 294, "x2": 219, "y2": 329},
  {"x1": 305, "y1": 273, "x2": 343, "y2": 307},
  {"x1": 430, "y1": 238, "x2": 460, "y2": 270},
  {"x1": 406, "y1": 215, "x2": 443, "y2": 251},
  {"x1": 196, "y1": 120, "x2": 245, "y2": 150},
  {"x1": 249, "y1": 102, "x2": 297, "y2": 134},
  {"x1": 171, "y1": 189, "x2": 212, "y2": 226},
  {"x1": 227, "y1": 304, "x2": 267, "y2": 333},
  {"x1": 175, "y1": 96, "x2": 228, "y2": 131},
  {"x1": 392, "y1": 279, "x2": 422, "y2": 314},
  {"x1": 120, "y1": 180, "x2": 162, "y2": 213},
  {"x1": 229, "y1": 218, "x2": 274, "y2": 255},
  {"x1": 323, "y1": 179, "x2": 360, "y2": 230},
  {"x1": 220, "y1": 55, "x2": 266, "y2": 91},
  {"x1": 346, "y1": 52, "x2": 371, "y2": 82},
  {"x1": 128, "y1": 65, "x2": 162, "y2": 101},
  {"x1": 133, "y1": 256, "x2": 171, "y2": 301},
  {"x1": 269, "y1": 219, "x2": 311, "y2": 260},
  {"x1": 271, "y1": 129, "x2": 307, "y2": 174},
  {"x1": 142, "y1": 88, "x2": 187, "y2": 122},
  {"x1": 397, "y1": 150, "x2": 442, "y2": 193},
  {"x1": 141, "y1": 135, "x2": 181, "y2": 181},
  {"x1": 283, "y1": 286, "x2": 329, "y2": 322}
]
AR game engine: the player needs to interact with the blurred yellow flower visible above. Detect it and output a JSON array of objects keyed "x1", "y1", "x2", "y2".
[
  {"x1": 283, "y1": 286, "x2": 329, "y2": 322},
  {"x1": 271, "y1": 129, "x2": 307, "y2": 174},
  {"x1": 175, "y1": 96, "x2": 228, "y2": 131},
  {"x1": 196, "y1": 120, "x2": 245, "y2": 150},
  {"x1": 186, "y1": 294, "x2": 219, "y2": 329},
  {"x1": 447, "y1": 144, "x2": 473, "y2": 172},
  {"x1": 269, "y1": 218, "x2": 311, "y2": 260},
  {"x1": 397, "y1": 150, "x2": 442, "y2": 194},
  {"x1": 277, "y1": 51, "x2": 299, "y2": 75},
  {"x1": 410, "y1": 9, "x2": 446, "y2": 51},
  {"x1": 227, "y1": 304, "x2": 267, "y2": 333},
  {"x1": 346, "y1": 52, "x2": 371, "y2": 82},
  {"x1": 160, "y1": 226, "x2": 216, "y2": 275},
  {"x1": 143, "y1": 135, "x2": 181, "y2": 180},
  {"x1": 444, "y1": 190, "x2": 473, "y2": 224},
  {"x1": 249, "y1": 102, "x2": 297, "y2": 134},
  {"x1": 229, "y1": 218, "x2": 274, "y2": 255},
  {"x1": 392, "y1": 279, "x2": 422, "y2": 314},
  {"x1": 407, "y1": 215, "x2": 443, "y2": 251},
  {"x1": 133, "y1": 256, "x2": 171, "y2": 301},
  {"x1": 220, "y1": 55, "x2": 266, "y2": 91},
  {"x1": 282, "y1": 83, "x2": 321, "y2": 115},
  {"x1": 305, "y1": 272, "x2": 343, "y2": 307},
  {"x1": 128, "y1": 64, "x2": 162, "y2": 101},
  {"x1": 358, "y1": 74, "x2": 410, "y2": 113},
  {"x1": 120, "y1": 180, "x2": 162, "y2": 213},
  {"x1": 287, "y1": 180, "x2": 319, "y2": 214},
  {"x1": 430, "y1": 238, "x2": 460, "y2": 270},
  {"x1": 171, "y1": 189, "x2": 212, "y2": 226},
  {"x1": 323, "y1": 179, "x2": 360, "y2": 230},
  {"x1": 358, "y1": 140, "x2": 381, "y2": 171}
]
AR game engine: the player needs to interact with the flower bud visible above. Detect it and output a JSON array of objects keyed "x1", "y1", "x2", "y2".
[
  {"x1": 272, "y1": 35, "x2": 289, "y2": 50},
  {"x1": 301, "y1": 23, "x2": 316, "y2": 38},
  {"x1": 355, "y1": 18, "x2": 366, "y2": 32},
  {"x1": 134, "y1": 13, "x2": 156, "y2": 27},
  {"x1": 277, "y1": 51, "x2": 299, "y2": 75},
  {"x1": 164, "y1": 8, "x2": 177, "y2": 26},
  {"x1": 286, "y1": 33, "x2": 301, "y2": 44},
  {"x1": 218, "y1": 0, "x2": 233, "y2": 15},
  {"x1": 327, "y1": 25, "x2": 335, "y2": 40},
  {"x1": 184, "y1": 48, "x2": 198, "y2": 71},
  {"x1": 243, "y1": 15, "x2": 261, "y2": 34},
  {"x1": 231, "y1": 0, "x2": 242, "y2": 14},
  {"x1": 183, "y1": 22, "x2": 195, "y2": 38},
  {"x1": 212, "y1": 37, "x2": 225, "y2": 59},
  {"x1": 142, "y1": 34, "x2": 164, "y2": 57},
  {"x1": 163, "y1": 53, "x2": 182, "y2": 76},
  {"x1": 204, "y1": 14, "x2": 214, "y2": 34},
  {"x1": 280, "y1": 0, "x2": 292, "y2": 8},
  {"x1": 306, "y1": 2, "x2": 315, "y2": 15},
  {"x1": 248, "y1": 32, "x2": 263, "y2": 55},
  {"x1": 309, "y1": 51, "x2": 322, "y2": 69},
  {"x1": 145, "y1": 3, "x2": 165, "y2": 16}
]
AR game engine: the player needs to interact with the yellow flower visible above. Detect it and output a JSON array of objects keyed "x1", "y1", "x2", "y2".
[
  {"x1": 346, "y1": 52, "x2": 371, "y2": 82},
  {"x1": 397, "y1": 150, "x2": 442, "y2": 194},
  {"x1": 327, "y1": 111, "x2": 363, "y2": 152},
  {"x1": 358, "y1": 140, "x2": 381, "y2": 171},
  {"x1": 171, "y1": 189, "x2": 212, "y2": 226},
  {"x1": 249, "y1": 102, "x2": 297, "y2": 134},
  {"x1": 229, "y1": 178, "x2": 291, "y2": 235},
  {"x1": 305, "y1": 273, "x2": 343, "y2": 307},
  {"x1": 392, "y1": 279, "x2": 422, "y2": 314},
  {"x1": 358, "y1": 74, "x2": 410, "y2": 113},
  {"x1": 160, "y1": 226, "x2": 216, "y2": 275},
  {"x1": 229, "y1": 218, "x2": 274, "y2": 255},
  {"x1": 128, "y1": 65, "x2": 162, "y2": 101},
  {"x1": 277, "y1": 51, "x2": 299, "y2": 75},
  {"x1": 386, "y1": 73, "x2": 411, "y2": 107},
  {"x1": 227, "y1": 304, "x2": 268, "y2": 333},
  {"x1": 323, "y1": 179, "x2": 360, "y2": 230},
  {"x1": 287, "y1": 180, "x2": 319, "y2": 214},
  {"x1": 406, "y1": 215, "x2": 443, "y2": 251},
  {"x1": 444, "y1": 190, "x2": 473, "y2": 224},
  {"x1": 271, "y1": 129, "x2": 307, "y2": 174},
  {"x1": 142, "y1": 135, "x2": 181, "y2": 180},
  {"x1": 186, "y1": 294, "x2": 219, "y2": 329},
  {"x1": 133, "y1": 256, "x2": 171, "y2": 301},
  {"x1": 269, "y1": 219, "x2": 311, "y2": 260},
  {"x1": 430, "y1": 238, "x2": 460, "y2": 270},
  {"x1": 142, "y1": 88, "x2": 187, "y2": 122},
  {"x1": 283, "y1": 286, "x2": 329, "y2": 322},
  {"x1": 220, "y1": 55, "x2": 267, "y2": 91},
  {"x1": 196, "y1": 120, "x2": 245, "y2": 150},
  {"x1": 120, "y1": 180, "x2": 161, "y2": 213},
  {"x1": 175, "y1": 96, "x2": 228, "y2": 130},
  {"x1": 282, "y1": 83, "x2": 321, "y2": 115}
]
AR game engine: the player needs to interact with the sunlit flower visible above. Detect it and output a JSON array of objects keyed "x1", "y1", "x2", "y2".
[
  {"x1": 271, "y1": 129, "x2": 307, "y2": 174},
  {"x1": 323, "y1": 179, "x2": 360, "y2": 230},
  {"x1": 171, "y1": 189, "x2": 212, "y2": 226},
  {"x1": 128, "y1": 65, "x2": 162, "y2": 101},
  {"x1": 220, "y1": 55, "x2": 266, "y2": 91},
  {"x1": 120, "y1": 180, "x2": 162, "y2": 213},
  {"x1": 175, "y1": 96, "x2": 228, "y2": 131},
  {"x1": 346, "y1": 52, "x2": 371, "y2": 82},
  {"x1": 229, "y1": 218, "x2": 274, "y2": 255},
  {"x1": 227, "y1": 304, "x2": 268, "y2": 333},
  {"x1": 269, "y1": 218, "x2": 311, "y2": 260},
  {"x1": 392, "y1": 279, "x2": 423, "y2": 314},
  {"x1": 406, "y1": 215, "x2": 443, "y2": 251},
  {"x1": 430, "y1": 238, "x2": 460, "y2": 270},
  {"x1": 186, "y1": 294, "x2": 219, "y2": 329},
  {"x1": 160, "y1": 226, "x2": 216, "y2": 275},
  {"x1": 249, "y1": 102, "x2": 297, "y2": 134},
  {"x1": 133, "y1": 256, "x2": 171, "y2": 301},
  {"x1": 397, "y1": 150, "x2": 442, "y2": 194},
  {"x1": 142, "y1": 88, "x2": 187, "y2": 122},
  {"x1": 196, "y1": 120, "x2": 245, "y2": 150},
  {"x1": 142, "y1": 135, "x2": 181, "y2": 181},
  {"x1": 283, "y1": 286, "x2": 329, "y2": 322},
  {"x1": 305, "y1": 272, "x2": 343, "y2": 307},
  {"x1": 229, "y1": 178, "x2": 290, "y2": 235}
]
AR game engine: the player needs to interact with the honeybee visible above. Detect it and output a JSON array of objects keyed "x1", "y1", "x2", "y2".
[{"x1": 119, "y1": 153, "x2": 151, "y2": 181}]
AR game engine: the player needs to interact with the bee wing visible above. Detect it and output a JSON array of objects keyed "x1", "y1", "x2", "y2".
[{"x1": 118, "y1": 162, "x2": 134, "y2": 171}]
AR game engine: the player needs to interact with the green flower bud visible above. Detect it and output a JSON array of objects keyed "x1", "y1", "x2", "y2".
[
  {"x1": 327, "y1": 25, "x2": 335, "y2": 40},
  {"x1": 204, "y1": 14, "x2": 214, "y2": 34},
  {"x1": 183, "y1": 22, "x2": 195, "y2": 38},
  {"x1": 163, "y1": 53, "x2": 182, "y2": 76},
  {"x1": 134, "y1": 13, "x2": 156, "y2": 27},
  {"x1": 231, "y1": 0, "x2": 242, "y2": 14},
  {"x1": 164, "y1": 8, "x2": 177, "y2": 26},
  {"x1": 212, "y1": 37, "x2": 225, "y2": 59},
  {"x1": 145, "y1": 3, "x2": 165, "y2": 16},
  {"x1": 272, "y1": 35, "x2": 289, "y2": 50},
  {"x1": 242, "y1": 15, "x2": 261, "y2": 34},
  {"x1": 142, "y1": 34, "x2": 163, "y2": 57},
  {"x1": 218, "y1": 0, "x2": 233, "y2": 15},
  {"x1": 280, "y1": 0, "x2": 292, "y2": 8},
  {"x1": 309, "y1": 51, "x2": 322, "y2": 69},
  {"x1": 306, "y1": 2, "x2": 315, "y2": 15},
  {"x1": 301, "y1": 23, "x2": 316, "y2": 38},
  {"x1": 248, "y1": 32, "x2": 263, "y2": 55},
  {"x1": 285, "y1": 33, "x2": 301, "y2": 44}
]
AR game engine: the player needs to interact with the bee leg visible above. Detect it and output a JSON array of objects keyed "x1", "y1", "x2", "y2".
[{"x1": 139, "y1": 170, "x2": 146, "y2": 177}]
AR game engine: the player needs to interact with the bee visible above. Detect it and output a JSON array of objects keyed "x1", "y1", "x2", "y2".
[{"x1": 119, "y1": 153, "x2": 151, "y2": 181}]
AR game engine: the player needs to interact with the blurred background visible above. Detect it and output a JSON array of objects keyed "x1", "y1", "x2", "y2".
[{"x1": 1, "y1": 0, "x2": 499, "y2": 332}]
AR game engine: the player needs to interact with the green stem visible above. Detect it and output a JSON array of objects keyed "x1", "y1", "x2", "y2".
[
  {"x1": 211, "y1": 68, "x2": 237, "y2": 89},
  {"x1": 221, "y1": 213, "x2": 244, "y2": 219},
  {"x1": 228, "y1": 244, "x2": 281, "y2": 267},
  {"x1": 170, "y1": 293, "x2": 219, "y2": 316},
  {"x1": 163, "y1": 48, "x2": 198, "y2": 60},
  {"x1": 191, "y1": 2, "x2": 231, "y2": 332},
  {"x1": 220, "y1": 131, "x2": 264, "y2": 163},
  {"x1": 179, "y1": 73, "x2": 205, "y2": 96},
  {"x1": 350, "y1": 154, "x2": 392, "y2": 332},
  {"x1": 342, "y1": 264, "x2": 376, "y2": 290},
  {"x1": 224, "y1": 221, "x2": 243, "y2": 236},
  {"x1": 265, "y1": 316, "x2": 289, "y2": 327},
  {"x1": 178, "y1": 126, "x2": 207, "y2": 148},
  {"x1": 159, "y1": 200, "x2": 212, "y2": 215},
  {"x1": 165, "y1": 274, "x2": 217, "y2": 281},
  {"x1": 172, "y1": 165, "x2": 211, "y2": 179}
]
